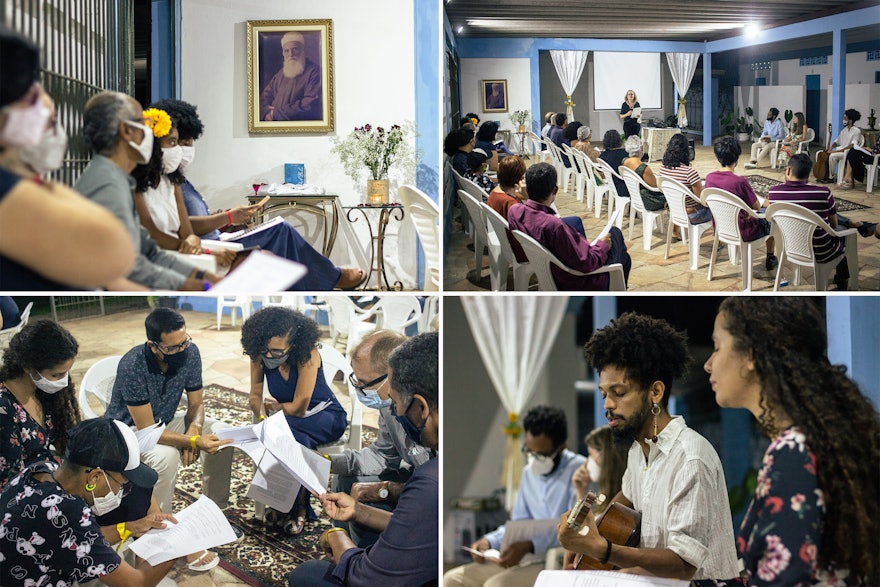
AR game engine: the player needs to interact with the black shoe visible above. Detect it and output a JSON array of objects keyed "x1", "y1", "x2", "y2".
[
  {"x1": 857, "y1": 222, "x2": 877, "y2": 238},
  {"x1": 832, "y1": 280, "x2": 848, "y2": 291},
  {"x1": 818, "y1": 177, "x2": 835, "y2": 184},
  {"x1": 765, "y1": 254, "x2": 778, "y2": 271}
]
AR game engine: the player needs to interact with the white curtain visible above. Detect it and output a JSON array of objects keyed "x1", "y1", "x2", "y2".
[
  {"x1": 665, "y1": 53, "x2": 700, "y2": 128},
  {"x1": 550, "y1": 50, "x2": 589, "y2": 122},
  {"x1": 461, "y1": 296, "x2": 569, "y2": 510}
]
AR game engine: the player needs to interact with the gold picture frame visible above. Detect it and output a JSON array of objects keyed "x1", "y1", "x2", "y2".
[
  {"x1": 247, "y1": 19, "x2": 334, "y2": 133},
  {"x1": 481, "y1": 79, "x2": 508, "y2": 113}
]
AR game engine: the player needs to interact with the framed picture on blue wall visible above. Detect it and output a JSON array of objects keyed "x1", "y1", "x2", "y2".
[
  {"x1": 247, "y1": 19, "x2": 334, "y2": 133},
  {"x1": 481, "y1": 79, "x2": 508, "y2": 113}
]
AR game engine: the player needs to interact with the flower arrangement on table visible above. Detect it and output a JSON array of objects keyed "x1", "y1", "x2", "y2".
[
  {"x1": 509, "y1": 109, "x2": 532, "y2": 157},
  {"x1": 331, "y1": 122, "x2": 418, "y2": 204}
]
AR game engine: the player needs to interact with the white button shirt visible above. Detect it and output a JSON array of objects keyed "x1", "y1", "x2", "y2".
[
  {"x1": 621, "y1": 416, "x2": 740, "y2": 581},
  {"x1": 834, "y1": 125, "x2": 864, "y2": 150}
]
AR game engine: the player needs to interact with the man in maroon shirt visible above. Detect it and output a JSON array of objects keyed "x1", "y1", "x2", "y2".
[{"x1": 508, "y1": 162, "x2": 630, "y2": 290}]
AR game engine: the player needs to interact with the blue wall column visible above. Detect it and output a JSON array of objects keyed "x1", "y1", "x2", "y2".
[
  {"x1": 826, "y1": 297, "x2": 880, "y2": 409},
  {"x1": 591, "y1": 297, "x2": 618, "y2": 427},
  {"x1": 830, "y1": 28, "x2": 846, "y2": 142},
  {"x1": 702, "y1": 48, "x2": 712, "y2": 146},
  {"x1": 413, "y1": 0, "x2": 441, "y2": 289},
  {"x1": 150, "y1": 0, "x2": 174, "y2": 102}
]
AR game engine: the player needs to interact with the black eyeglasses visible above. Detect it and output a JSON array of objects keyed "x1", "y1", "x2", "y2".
[
  {"x1": 348, "y1": 372, "x2": 387, "y2": 395},
  {"x1": 262, "y1": 346, "x2": 290, "y2": 359},
  {"x1": 105, "y1": 471, "x2": 132, "y2": 498},
  {"x1": 153, "y1": 334, "x2": 192, "y2": 354},
  {"x1": 521, "y1": 444, "x2": 562, "y2": 461}
]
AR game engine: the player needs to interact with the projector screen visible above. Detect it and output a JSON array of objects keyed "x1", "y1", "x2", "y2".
[{"x1": 593, "y1": 52, "x2": 662, "y2": 110}]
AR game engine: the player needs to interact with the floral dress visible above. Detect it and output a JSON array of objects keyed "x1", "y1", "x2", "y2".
[
  {"x1": 776, "y1": 131, "x2": 804, "y2": 167},
  {"x1": 0, "y1": 383, "x2": 55, "y2": 490},
  {"x1": 738, "y1": 426, "x2": 849, "y2": 586}
]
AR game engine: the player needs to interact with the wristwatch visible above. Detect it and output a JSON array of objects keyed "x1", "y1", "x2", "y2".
[{"x1": 378, "y1": 481, "x2": 390, "y2": 500}]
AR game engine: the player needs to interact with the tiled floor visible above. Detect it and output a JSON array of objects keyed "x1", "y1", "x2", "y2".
[
  {"x1": 62, "y1": 305, "x2": 378, "y2": 587},
  {"x1": 445, "y1": 144, "x2": 880, "y2": 291}
]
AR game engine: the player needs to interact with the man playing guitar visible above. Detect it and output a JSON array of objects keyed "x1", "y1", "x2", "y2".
[{"x1": 557, "y1": 313, "x2": 742, "y2": 586}]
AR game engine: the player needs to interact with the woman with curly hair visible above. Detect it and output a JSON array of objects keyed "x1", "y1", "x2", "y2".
[
  {"x1": 657, "y1": 133, "x2": 711, "y2": 224},
  {"x1": 0, "y1": 319, "x2": 81, "y2": 489},
  {"x1": 241, "y1": 306, "x2": 347, "y2": 535},
  {"x1": 705, "y1": 297, "x2": 880, "y2": 587}
]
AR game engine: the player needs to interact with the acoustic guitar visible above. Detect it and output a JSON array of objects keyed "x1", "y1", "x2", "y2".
[
  {"x1": 565, "y1": 491, "x2": 641, "y2": 570},
  {"x1": 813, "y1": 123, "x2": 833, "y2": 181}
]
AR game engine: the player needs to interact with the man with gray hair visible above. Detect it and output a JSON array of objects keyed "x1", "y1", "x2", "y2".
[
  {"x1": 260, "y1": 31, "x2": 322, "y2": 121},
  {"x1": 75, "y1": 91, "x2": 218, "y2": 290}
]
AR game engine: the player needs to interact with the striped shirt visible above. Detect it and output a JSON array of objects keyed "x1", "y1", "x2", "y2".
[
  {"x1": 658, "y1": 164, "x2": 702, "y2": 207},
  {"x1": 768, "y1": 180, "x2": 843, "y2": 263}
]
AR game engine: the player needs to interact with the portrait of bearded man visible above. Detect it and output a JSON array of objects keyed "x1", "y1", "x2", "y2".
[{"x1": 259, "y1": 30, "x2": 323, "y2": 122}]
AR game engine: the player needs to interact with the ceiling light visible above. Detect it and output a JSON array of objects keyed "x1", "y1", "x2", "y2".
[
  {"x1": 744, "y1": 23, "x2": 761, "y2": 38},
  {"x1": 456, "y1": 25, "x2": 464, "y2": 34}
]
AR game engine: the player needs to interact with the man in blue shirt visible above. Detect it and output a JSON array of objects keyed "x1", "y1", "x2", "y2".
[
  {"x1": 745, "y1": 107, "x2": 786, "y2": 169},
  {"x1": 104, "y1": 307, "x2": 233, "y2": 512},
  {"x1": 444, "y1": 406, "x2": 585, "y2": 587}
]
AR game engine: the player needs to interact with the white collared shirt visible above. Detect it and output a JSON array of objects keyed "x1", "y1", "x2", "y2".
[
  {"x1": 834, "y1": 125, "x2": 864, "y2": 150},
  {"x1": 621, "y1": 416, "x2": 740, "y2": 581}
]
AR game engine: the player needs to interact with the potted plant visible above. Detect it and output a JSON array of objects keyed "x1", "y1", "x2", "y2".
[
  {"x1": 331, "y1": 122, "x2": 417, "y2": 205},
  {"x1": 733, "y1": 107, "x2": 754, "y2": 142},
  {"x1": 509, "y1": 109, "x2": 531, "y2": 157}
]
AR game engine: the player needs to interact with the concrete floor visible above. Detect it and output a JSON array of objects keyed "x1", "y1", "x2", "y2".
[
  {"x1": 60, "y1": 303, "x2": 379, "y2": 587},
  {"x1": 445, "y1": 144, "x2": 880, "y2": 291}
]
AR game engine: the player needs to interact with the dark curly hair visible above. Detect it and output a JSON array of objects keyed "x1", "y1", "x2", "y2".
[
  {"x1": 240, "y1": 306, "x2": 320, "y2": 368},
  {"x1": 0, "y1": 319, "x2": 81, "y2": 455},
  {"x1": 583, "y1": 312, "x2": 691, "y2": 407},
  {"x1": 602, "y1": 129, "x2": 622, "y2": 150},
  {"x1": 661, "y1": 133, "x2": 691, "y2": 168},
  {"x1": 131, "y1": 128, "x2": 185, "y2": 192},
  {"x1": 563, "y1": 121, "x2": 583, "y2": 142},
  {"x1": 443, "y1": 127, "x2": 474, "y2": 156},
  {"x1": 388, "y1": 332, "x2": 437, "y2": 409},
  {"x1": 150, "y1": 98, "x2": 204, "y2": 141},
  {"x1": 718, "y1": 297, "x2": 879, "y2": 586},
  {"x1": 476, "y1": 120, "x2": 500, "y2": 142},
  {"x1": 523, "y1": 405, "x2": 567, "y2": 447}
]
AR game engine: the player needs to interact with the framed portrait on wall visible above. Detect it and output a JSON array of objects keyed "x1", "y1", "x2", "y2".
[
  {"x1": 247, "y1": 19, "x2": 334, "y2": 133},
  {"x1": 481, "y1": 79, "x2": 508, "y2": 113}
]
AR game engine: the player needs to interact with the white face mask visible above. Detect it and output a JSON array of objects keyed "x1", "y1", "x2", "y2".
[
  {"x1": 29, "y1": 370, "x2": 69, "y2": 394},
  {"x1": 586, "y1": 456, "x2": 601, "y2": 481},
  {"x1": 527, "y1": 453, "x2": 556, "y2": 476},
  {"x1": 161, "y1": 145, "x2": 183, "y2": 174},
  {"x1": 124, "y1": 120, "x2": 154, "y2": 164},
  {"x1": 19, "y1": 120, "x2": 68, "y2": 174},
  {"x1": 179, "y1": 145, "x2": 195, "y2": 170},
  {"x1": 90, "y1": 471, "x2": 124, "y2": 515},
  {"x1": 1, "y1": 100, "x2": 51, "y2": 148}
]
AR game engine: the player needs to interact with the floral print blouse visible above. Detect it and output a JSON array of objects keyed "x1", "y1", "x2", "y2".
[
  {"x1": 738, "y1": 426, "x2": 849, "y2": 586},
  {"x1": 0, "y1": 383, "x2": 55, "y2": 490}
]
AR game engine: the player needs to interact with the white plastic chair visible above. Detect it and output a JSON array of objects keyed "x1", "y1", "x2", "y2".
[
  {"x1": 511, "y1": 229, "x2": 626, "y2": 291},
  {"x1": 482, "y1": 203, "x2": 533, "y2": 291},
  {"x1": 657, "y1": 176, "x2": 713, "y2": 270},
  {"x1": 865, "y1": 152, "x2": 880, "y2": 193},
  {"x1": 457, "y1": 189, "x2": 490, "y2": 282},
  {"x1": 418, "y1": 296, "x2": 439, "y2": 332},
  {"x1": 562, "y1": 143, "x2": 588, "y2": 203},
  {"x1": 765, "y1": 202, "x2": 859, "y2": 291},
  {"x1": 814, "y1": 148, "x2": 846, "y2": 184},
  {"x1": 546, "y1": 141, "x2": 574, "y2": 192},
  {"x1": 79, "y1": 356, "x2": 122, "y2": 419},
  {"x1": 315, "y1": 344, "x2": 362, "y2": 454},
  {"x1": 322, "y1": 296, "x2": 375, "y2": 354},
  {"x1": 450, "y1": 168, "x2": 473, "y2": 238},
  {"x1": 216, "y1": 296, "x2": 252, "y2": 330},
  {"x1": 0, "y1": 301, "x2": 33, "y2": 348},
  {"x1": 363, "y1": 297, "x2": 422, "y2": 333},
  {"x1": 594, "y1": 158, "x2": 630, "y2": 226},
  {"x1": 527, "y1": 131, "x2": 552, "y2": 163},
  {"x1": 771, "y1": 127, "x2": 815, "y2": 169},
  {"x1": 702, "y1": 188, "x2": 770, "y2": 292},
  {"x1": 398, "y1": 185, "x2": 440, "y2": 290},
  {"x1": 579, "y1": 153, "x2": 611, "y2": 217},
  {"x1": 619, "y1": 165, "x2": 667, "y2": 251}
]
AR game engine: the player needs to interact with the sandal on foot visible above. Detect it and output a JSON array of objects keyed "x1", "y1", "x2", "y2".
[
  {"x1": 336, "y1": 268, "x2": 366, "y2": 290},
  {"x1": 186, "y1": 550, "x2": 220, "y2": 572},
  {"x1": 283, "y1": 515, "x2": 306, "y2": 536}
]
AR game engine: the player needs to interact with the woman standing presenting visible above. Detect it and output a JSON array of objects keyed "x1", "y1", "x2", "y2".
[
  {"x1": 0, "y1": 319, "x2": 81, "y2": 489},
  {"x1": 619, "y1": 89, "x2": 641, "y2": 138},
  {"x1": 705, "y1": 297, "x2": 879, "y2": 587},
  {"x1": 241, "y1": 306, "x2": 347, "y2": 535}
]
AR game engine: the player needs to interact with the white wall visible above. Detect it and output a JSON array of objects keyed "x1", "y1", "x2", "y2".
[
  {"x1": 180, "y1": 0, "x2": 418, "y2": 284},
  {"x1": 735, "y1": 85, "x2": 806, "y2": 125},
  {"x1": 460, "y1": 58, "x2": 532, "y2": 131},
  {"x1": 777, "y1": 52, "x2": 879, "y2": 86}
]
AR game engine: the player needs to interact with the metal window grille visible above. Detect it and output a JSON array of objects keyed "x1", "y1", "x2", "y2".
[
  {"x1": 49, "y1": 295, "x2": 149, "y2": 322},
  {"x1": 1, "y1": 0, "x2": 134, "y2": 185}
]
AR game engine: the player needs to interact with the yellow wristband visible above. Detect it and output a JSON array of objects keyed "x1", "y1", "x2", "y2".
[
  {"x1": 116, "y1": 522, "x2": 132, "y2": 551},
  {"x1": 324, "y1": 527, "x2": 348, "y2": 539},
  {"x1": 190, "y1": 435, "x2": 200, "y2": 450}
]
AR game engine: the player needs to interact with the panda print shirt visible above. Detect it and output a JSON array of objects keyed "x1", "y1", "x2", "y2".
[{"x1": 0, "y1": 461, "x2": 121, "y2": 586}]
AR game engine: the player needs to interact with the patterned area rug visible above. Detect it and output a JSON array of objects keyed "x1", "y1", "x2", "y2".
[
  {"x1": 748, "y1": 175, "x2": 870, "y2": 211},
  {"x1": 173, "y1": 384, "x2": 376, "y2": 587}
]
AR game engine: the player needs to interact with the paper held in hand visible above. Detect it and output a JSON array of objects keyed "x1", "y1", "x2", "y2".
[
  {"x1": 631, "y1": 107, "x2": 642, "y2": 119},
  {"x1": 210, "y1": 250, "x2": 306, "y2": 292},
  {"x1": 461, "y1": 546, "x2": 500, "y2": 561},
  {"x1": 535, "y1": 570, "x2": 689, "y2": 587},
  {"x1": 127, "y1": 495, "x2": 237, "y2": 565},
  {"x1": 134, "y1": 423, "x2": 165, "y2": 454},
  {"x1": 591, "y1": 207, "x2": 624, "y2": 247}
]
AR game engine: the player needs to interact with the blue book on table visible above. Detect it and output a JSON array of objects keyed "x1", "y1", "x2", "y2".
[{"x1": 285, "y1": 163, "x2": 305, "y2": 185}]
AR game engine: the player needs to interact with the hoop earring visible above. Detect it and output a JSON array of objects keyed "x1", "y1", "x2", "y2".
[
  {"x1": 650, "y1": 403, "x2": 661, "y2": 443},
  {"x1": 85, "y1": 482, "x2": 97, "y2": 492}
]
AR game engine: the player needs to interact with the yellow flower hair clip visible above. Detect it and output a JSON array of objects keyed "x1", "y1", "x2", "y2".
[{"x1": 142, "y1": 108, "x2": 172, "y2": 138}]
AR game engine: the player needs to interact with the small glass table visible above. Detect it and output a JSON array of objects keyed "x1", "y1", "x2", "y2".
[
  {"x1": 246, "y1": 192, "x2": 339, "y2": 257},
  {"x1": 343, "y1": 203, "x2": 405, "y2": 291}
]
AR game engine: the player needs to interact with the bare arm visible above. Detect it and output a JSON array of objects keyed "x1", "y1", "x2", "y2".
[
  {"x1": 173, "y1": 184, "x2": 197, "y2": 241},
  {"x1": 642, "y1": 165, "x2": 658, "y2": 188},
  {"x1": 0, "y1": 180, "x2": 135, "y2": 287},
  {"x1": 100, "y1": 558, "x2": 177, "y2": 587},
  {"x1": 690, "y1": 179, "x2": 704, "y2": 198},
  {"x1": 249, "y1": 361, "x2": 266, "y2": 418},
  {"x1": 190, "y1": 204, "x2": 261, "y2": 234},
  {"x1": 282, "y1": 348, "x2": 320, "y2": 418},
  {"x1": 134, "y1": 191, "x2": 182, "y2": 251}
]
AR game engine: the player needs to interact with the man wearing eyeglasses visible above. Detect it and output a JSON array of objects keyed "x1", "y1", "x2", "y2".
[
  {"x1": 443, "y1": 405, "x2": 585, "y2": 587},
  {"x1": 328, "y1": 330, "x2": 435, "y2": 547},
  {"x1": 104, "y1": 307, "x2": 233, "y2": 512}
]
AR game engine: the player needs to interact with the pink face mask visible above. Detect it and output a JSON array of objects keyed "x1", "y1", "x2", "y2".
[{"x1": 1, "y1": 97, "x2": 51, "y2": 149}]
